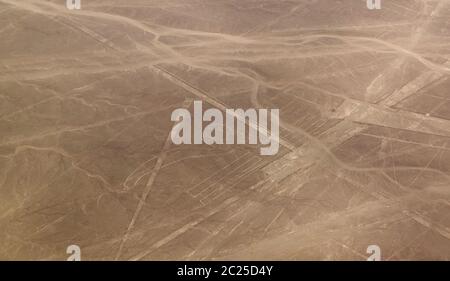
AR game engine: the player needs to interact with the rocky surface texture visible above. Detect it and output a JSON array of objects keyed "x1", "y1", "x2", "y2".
[{"x1": 0, "y1": 0, "x2": 449, "y2": 260}]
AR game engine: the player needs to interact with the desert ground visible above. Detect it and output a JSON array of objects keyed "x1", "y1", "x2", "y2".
[{"x1": 0, "y1": 0, "x2": 450, "y2": 260}]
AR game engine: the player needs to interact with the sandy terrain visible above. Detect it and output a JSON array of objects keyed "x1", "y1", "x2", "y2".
[{"x1": 0, "y1": 0, "x2": 450, "y2": 260}]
